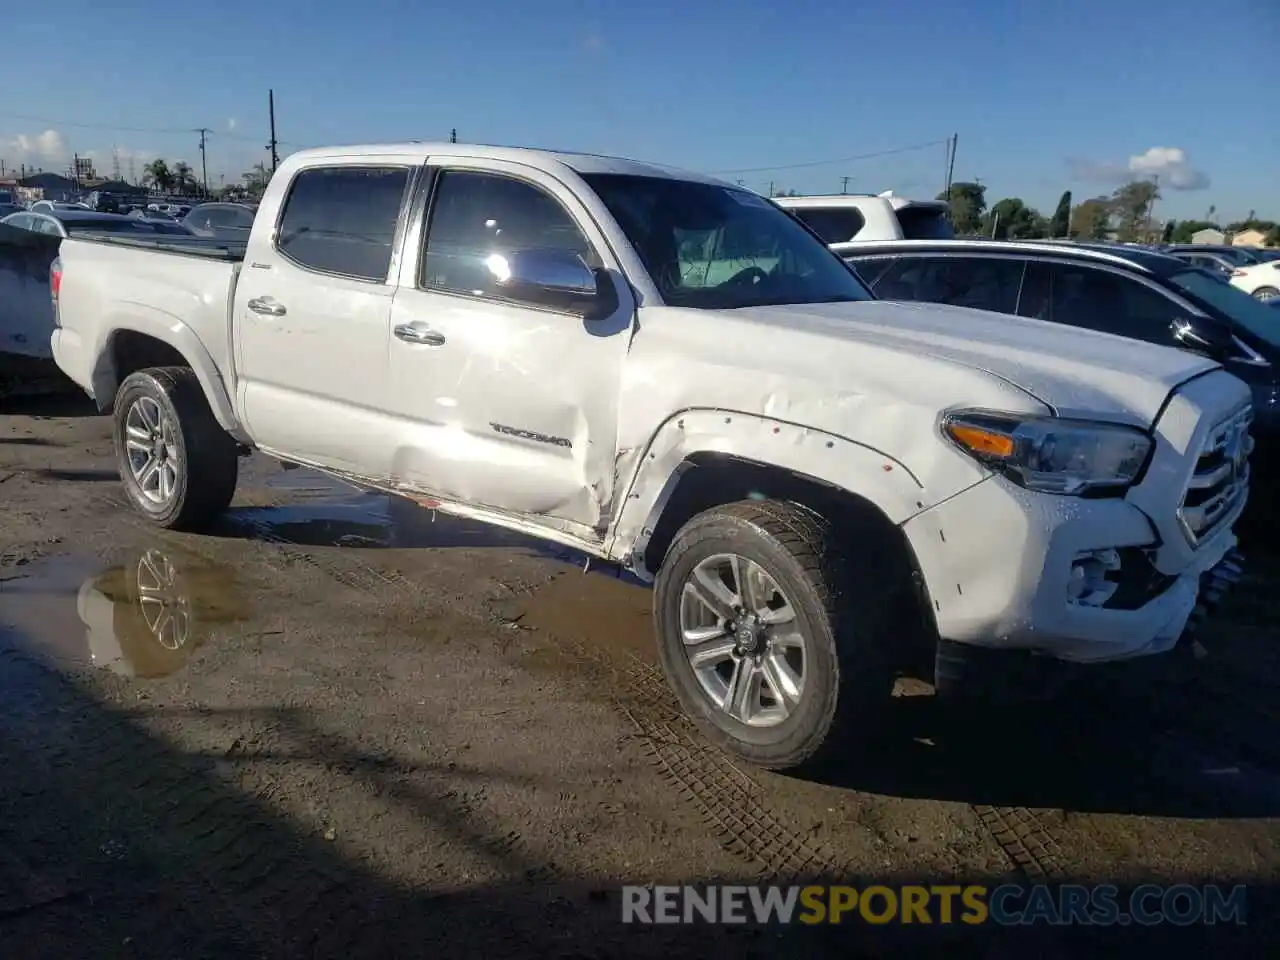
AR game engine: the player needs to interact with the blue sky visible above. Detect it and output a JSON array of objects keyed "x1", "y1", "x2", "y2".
[{"x1": 1, "y1": 0, "x2": 1275, "y2": 220}]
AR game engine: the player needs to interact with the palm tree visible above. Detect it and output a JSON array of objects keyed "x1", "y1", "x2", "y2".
[
  {"x1": 173, "y1": 161, "x2": 196, "y2": 197},
  {"x1": 240, "y1": 162, "x2": 272, "y2": 199},
  {"x1": 143, "y1": 159, "x2": 175, "y2": 194}
]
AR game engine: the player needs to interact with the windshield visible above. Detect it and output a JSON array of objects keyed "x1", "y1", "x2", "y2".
[
  {"x1": 580, "y1": 174, "x2": 873, "y2": 309},
  {"x1": 1168, "y1": 268, "x2": 1280, "y2": 349}
]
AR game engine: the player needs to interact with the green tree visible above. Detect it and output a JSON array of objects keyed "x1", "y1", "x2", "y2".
[
  {"x1": 1161, "y1": 220, "x2": 1176, "y2": 243},
  {"x1": 240, "y1": 162, "x2": 272, "y2": 199},
  {"x1": 143, "y1": 159, "x2": 174, "y2": 193},
  {"x1": 1112, "y1": 180, "x2": 1160, "y2": 242},
  {"x1": 937, "y1": 182, "x2": 986, "y2": 235},
  {"x1": 1070, "y1": 198, "x2": 1111, "y2": 239},
  {"x1": 172, "y1": 161, "x2": 196, "y2": 196},
  {"x1": 1266, "y1": 225, "x2": 1280, "y2": 247},
  {"x1": 1049, "y1": 190, "x2": 1072, "y2": 238},
  {"x1": 985, "y1": 198, "x2": 1047, "y2": 239}
]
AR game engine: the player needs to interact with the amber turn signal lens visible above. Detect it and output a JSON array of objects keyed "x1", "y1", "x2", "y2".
[{"x1": 946, "y1": 423, "x2": 1015, "y2": 458}]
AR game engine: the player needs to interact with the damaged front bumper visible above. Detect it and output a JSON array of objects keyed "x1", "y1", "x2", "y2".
[
  {"x1": 930, "y1": 547, "x2": 1245, "y2": 697},
  {"x1": 903, "y1": 471, "x2": 1247, "y2": 670}
]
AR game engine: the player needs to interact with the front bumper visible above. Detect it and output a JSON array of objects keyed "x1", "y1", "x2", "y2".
[{"x1": 903, "y1": 472, "x2": 1245, "y2": 665}]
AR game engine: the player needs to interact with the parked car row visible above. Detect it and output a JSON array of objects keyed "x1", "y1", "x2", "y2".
[
  {"x1": 44, "y1": 140, "x2": 1248, "y2": 770},
  {"x1": 1, "y1": 203, "x2": 244, "y2": 364}
]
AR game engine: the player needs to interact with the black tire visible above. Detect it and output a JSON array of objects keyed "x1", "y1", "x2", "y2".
[
  {"x1": 1251, "y1": 286, "x2": 1278, "y2": 301},
  {"x1": 113, "y1": 366, "x2": 239, "y2": 531},
  {"x1": 653, "y1": 499, "x2": 897, "y2": 770}
]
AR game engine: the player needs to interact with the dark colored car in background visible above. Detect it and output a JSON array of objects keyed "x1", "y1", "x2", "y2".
[
  {"x1": 2, "y1": 210, "x2": 197, "y2": 239},
  {"x1": 182, "y1": 202, "x2": 256, "y2": 242},
  {"x1": 839, "y1": 239, "x2": 1280, "y2": 528}
]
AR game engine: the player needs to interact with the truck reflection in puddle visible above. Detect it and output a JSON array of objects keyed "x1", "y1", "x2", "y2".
[{"x1": 77, "y1": 547, "x2": 250, "y2": 678}]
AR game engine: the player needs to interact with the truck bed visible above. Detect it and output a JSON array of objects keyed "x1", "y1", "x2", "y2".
[{"x1": 70, "y1": 231, "x2": 247, "y2": 262}]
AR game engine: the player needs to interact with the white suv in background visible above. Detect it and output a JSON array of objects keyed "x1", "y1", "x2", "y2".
[
  {"x1": 1230, "y1": 261, "x2": 1280, "y2": 302},
  {"x1": 775, "y1": 191, "x2": 954, "y2": 244}
]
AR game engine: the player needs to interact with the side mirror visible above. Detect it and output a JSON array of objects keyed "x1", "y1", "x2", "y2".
[
  {"x1": 1171, "y1": 318, "x2": 1232, "y2": 359},
  {"x1": 489, "y1": 248, "x2": 598, "y2": 301}
]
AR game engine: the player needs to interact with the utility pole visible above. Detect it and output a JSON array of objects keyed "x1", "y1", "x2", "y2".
[
  {"x1": 944, "y1": 133, "x2": 958, "y2": 201},
  {"x1": 112, "y1": 145, "x2": 121, "y2": 181},
  {"x1": 128, "y1": 156, "x2": 137, "y2": 185},
  {"x1": 72, "y1": 152, "x2": 81, "y2": 189},
  {"x1": 267, "y1": 89, "x2": 279, "y2": 172},
  {"x1": 840, "y1": 176, "x2": 850, "y2": 194},
  {"x1": 767, "y1": 180, "x2": 774, "y2": 197},
  {"x1": 1144, "y1": 174, "x2": 1160, "y2": 241},
  {"x1": 450, "y1": 128, "x2": 457, "y2": 144},
  {"x1": 196, "y1": 127, "x2": 212, "y2": 197}
]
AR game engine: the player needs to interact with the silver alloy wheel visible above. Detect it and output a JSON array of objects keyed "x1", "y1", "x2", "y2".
[
  {"x1": 1254, "y1": 287, "x2": 1278, "y2": 302},
  {"x1": 124, "y1": 396, "x2": 181, "y2": 504},
  {"x1": 135, "y1": 550, "x2": 192, "y2": 651},
  {"x1": 678, "y1": 553, "x2": 806, "y2": 728}
]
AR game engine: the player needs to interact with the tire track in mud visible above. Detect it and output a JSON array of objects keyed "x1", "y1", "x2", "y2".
[{"x1": 197, "y1": 477, "x2": 861, "y2": 882}]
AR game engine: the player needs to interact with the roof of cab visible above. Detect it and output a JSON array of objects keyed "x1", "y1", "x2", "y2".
[{"x1": 281, "y1": 141, "x2": 731, "y2": 187}]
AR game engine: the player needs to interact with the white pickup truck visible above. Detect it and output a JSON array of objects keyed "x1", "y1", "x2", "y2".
[{"x1": 49, "y1": 142, "x2": 1250, "y2": 769}]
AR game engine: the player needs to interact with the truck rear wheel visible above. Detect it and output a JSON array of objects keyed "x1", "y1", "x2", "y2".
[
  {"x1": 653, "y1": 499, "x2": 895, "y2": 770},
  {"x1": 113, "y1": 367, "x2": 238, "y2": 531}
]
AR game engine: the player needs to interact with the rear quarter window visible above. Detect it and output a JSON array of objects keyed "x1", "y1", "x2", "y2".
[
  {"x1": 791, "y1": 207, "x2": 867, "y2": 244},
  {"x1": 895, "y1": 206, "x2": 955, "y2": 240}
]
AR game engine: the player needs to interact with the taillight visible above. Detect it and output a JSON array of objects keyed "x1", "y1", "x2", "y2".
[
  {"x1": 1231, "y1": 269, "x2": 1247, "y2": 277},
  {"x1": 50, "y1": 259, "x2": 62, "y2": 300}
]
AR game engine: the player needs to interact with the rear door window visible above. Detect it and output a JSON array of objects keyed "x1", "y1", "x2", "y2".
[
  {"x1": 868, "y1": 256, "x2": 1022, "y2": 314},
  {"x1": 276, "y1": 165, "x2": 411, "y2": 281},
  {"x1": 790, "y1": 207, "x2": 866, "y2": 244},
  {"x1": 1045, "y1": 264, "x2": 1189, "y2": 343},
  {"x1": 846, "y1": 256, "x2": 900, "y2": 288}
]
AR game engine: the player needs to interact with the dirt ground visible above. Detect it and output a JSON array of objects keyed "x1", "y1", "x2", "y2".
[{"x1": 1, "y1": 393, "x2": 1277, "y2": 958}]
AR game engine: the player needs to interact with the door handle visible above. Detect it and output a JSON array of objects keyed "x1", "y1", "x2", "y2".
[
  {"x1": 247, "y1": 296, "x2": 286, "y2": 316},
  {"x1": 394, "y1": 324, "x2": 446, "y2": 346}
]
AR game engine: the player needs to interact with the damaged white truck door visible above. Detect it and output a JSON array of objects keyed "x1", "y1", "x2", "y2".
[{"x1": 384, "y1": 159, "x2": 635, "y2": 538}]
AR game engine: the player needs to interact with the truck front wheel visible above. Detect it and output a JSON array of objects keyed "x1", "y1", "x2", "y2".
[
  {"x1": 653, "y1": 500, "x2": 895, "y2": 770},
  {"x1": 113, "y1": 367, "x2": 239, "y2": 531}
]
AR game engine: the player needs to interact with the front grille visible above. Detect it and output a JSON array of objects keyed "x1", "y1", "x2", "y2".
[{"x1": 1178, "y1": 405, "x2": 1253, "y2": 544}]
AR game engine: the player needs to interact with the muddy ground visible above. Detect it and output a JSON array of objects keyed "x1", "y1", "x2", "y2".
[{"x1": 0, "y1": 393, "x2": 1277, "y2": 958}]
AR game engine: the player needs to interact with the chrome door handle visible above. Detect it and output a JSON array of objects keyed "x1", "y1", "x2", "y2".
[
  {"x1": 394, "y1": 324, "x2": 446, "y2": 346},
  {"x1": 247, "y1": 296, "x2": 286, "y2": 316}
]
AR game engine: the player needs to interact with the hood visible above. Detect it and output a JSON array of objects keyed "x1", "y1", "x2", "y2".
[{"x1": 729, "y1": 299, "x2": 1220, "y2": 427}]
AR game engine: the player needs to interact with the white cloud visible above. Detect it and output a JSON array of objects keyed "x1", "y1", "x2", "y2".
[
  {"x1": 1067, "y1": 145, "x2": 1209, "y2": 191},
  {"x1": 2, "y1": 128, "x2": 68, "y2": 167},
  {"x1": 1126, "y1": 146, "x2": 1209, "y2": 191},
  {"x1": 227, "y1": 117, "x2": 237, "y2": 132}
]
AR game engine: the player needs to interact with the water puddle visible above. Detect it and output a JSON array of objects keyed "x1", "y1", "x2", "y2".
[
  {"x1": 0, "y1": 546, "x2": 250, "y2": 678},
  {"x1": 515, "y1": 571, "x2": 658, "y2": 666}
]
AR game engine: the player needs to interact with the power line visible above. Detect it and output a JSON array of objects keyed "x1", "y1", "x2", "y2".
[
  {"x1": 0, "y1": 111, "x2": 301, "y2": 147},
  {"x1": 708, "y1": 138, "x2": 950, "y2": 176}
]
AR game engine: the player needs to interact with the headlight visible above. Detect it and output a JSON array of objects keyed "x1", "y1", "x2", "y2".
[{"x1": 941, "y1": 410, "x2": 1152, "y2": 496}]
